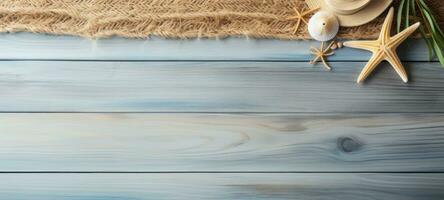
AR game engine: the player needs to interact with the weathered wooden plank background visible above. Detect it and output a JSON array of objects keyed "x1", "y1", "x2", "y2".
[
  {"x1": 1, "y1": 113, "x2": 444, "y2": 172},
  {"x1": 1, "y1": 173, "x2": 443, "y2": 200},
  {"x1": 0, "y1": 33, "x2": 434, "y2": 61},
  {"x1": 0, "y1": 61, "x2": 443, "y2": 112},
  {"x1": 0, "y1": 33, "x2": 443, "y2": 199}
]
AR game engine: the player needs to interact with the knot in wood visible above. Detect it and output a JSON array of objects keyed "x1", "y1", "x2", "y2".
[{"x1": 337, "y1": 137, "x2": 361, "y2": 153}]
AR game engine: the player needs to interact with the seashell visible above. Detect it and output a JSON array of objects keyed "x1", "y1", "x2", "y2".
[
  {"x1": 337, "y1": 41, "x2": 343, "y2": 48},
  {"x1": 308, "y1": 11, "x2": 339, "y2": 42}
]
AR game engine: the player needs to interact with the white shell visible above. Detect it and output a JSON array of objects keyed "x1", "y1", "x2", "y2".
[{"x1": 308, "y1": 11, "x2": 339, "y2": 42}]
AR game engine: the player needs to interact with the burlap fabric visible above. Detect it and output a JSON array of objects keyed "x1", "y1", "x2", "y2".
[{"x1": 0, "y1": 0, "x2": 442, "y2": 39}]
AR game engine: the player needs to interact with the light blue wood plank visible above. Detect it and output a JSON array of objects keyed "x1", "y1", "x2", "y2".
[
  {"x1": 1, "y1": 173, "x2": 443, "y2": 200},
  {"x1": 0, "y1": 33, "x2": 434, "y2": 61},
  {"x1": 0, "y1": 61, "x2": 442, "y2": 112},
  {"x1": 1, "y1": 113, "x2": 443, "y2": 172}
]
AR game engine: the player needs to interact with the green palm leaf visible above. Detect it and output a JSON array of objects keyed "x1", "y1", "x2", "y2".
[{"x1": 397, "y1": 0, "x2": 444, "y2": 67}]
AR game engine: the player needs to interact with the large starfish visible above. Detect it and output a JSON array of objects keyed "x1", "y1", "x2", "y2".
[
  {"x1": 287, "y1": 6, "x2": 319, "y2": 34},
  {"x1": 343, "y1": 7, "x2": 420, "y2": 83}
]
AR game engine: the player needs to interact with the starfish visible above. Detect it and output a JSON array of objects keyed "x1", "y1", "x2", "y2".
[
  {"x1": 287, "y1": 6, "x2": 319, "y2": 34},
  {"x1": 310, "y1": 41, "x2": 336, "y2": 70},
  {"x1": 343, "y1": 7, "x2": 420, "y2": 83}
]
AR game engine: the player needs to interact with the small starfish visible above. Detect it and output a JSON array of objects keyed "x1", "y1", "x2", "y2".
[
  {"x1": 310, "y1": 40, "x2": 336, "y2": 70},
  {"x1": 343, "y1": 7, "x2": 420, "y2": 83},
  {"x1": 287, "y1": 6, "x2": 319, "y2": 34}
]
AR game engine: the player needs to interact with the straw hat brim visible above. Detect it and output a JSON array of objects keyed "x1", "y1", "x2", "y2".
[{"x1": 305, "y1": 0, "x2": 393, "y2": 27}]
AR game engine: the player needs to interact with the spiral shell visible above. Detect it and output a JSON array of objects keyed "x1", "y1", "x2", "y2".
[{"x1": 308, "y1": 11, "x2": 339, "y2": 42}]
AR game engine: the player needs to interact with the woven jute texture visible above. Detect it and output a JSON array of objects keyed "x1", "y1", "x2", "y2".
[{"x1": 0, "y1": 0, "x2": 443, "y2": 39}]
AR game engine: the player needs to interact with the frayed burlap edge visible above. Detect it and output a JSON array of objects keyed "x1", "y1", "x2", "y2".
[{"x1": 0, "y1": 0, "x2": 442, "y2": 39}]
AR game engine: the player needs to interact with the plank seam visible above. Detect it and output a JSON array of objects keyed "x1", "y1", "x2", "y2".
[
  {"x1": 0, "y1": 171, "x2": 443, "y2": 173},
  {"x1": 1, "y1": 112, "x2": 444, "y2": 114},
  {"x1": 0, "y1": 59, "x2": 439, "y2": 63}
]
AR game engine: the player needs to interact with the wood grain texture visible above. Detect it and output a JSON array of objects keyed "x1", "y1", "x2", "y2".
[
  {"x1": 1, "y1": 113, "x2": 444, "y2": 172},
  {"x1": 0, "y1": 33, "x2": 433, "y2": 61},
  {"x1": 0, "y1": 34, "x2": 442, "y2": 200},
  {"x1": 0, "y1": 61, "x2": 442, "y2": 112},
  {"x1": 1, "y1": 173, "x2": 443, "y2": 200}
]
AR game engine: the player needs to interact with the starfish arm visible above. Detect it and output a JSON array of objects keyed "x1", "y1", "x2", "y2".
[
  {"x1": 310, "y1": 55, "x2": 321, "y2": 64},
  {"x1": 343, "y1": 40, "x2": 379, "y2": 52},
  {"x1": 287, "y1": 8, "x2": 302, "y2": 20},
  {"x1": 293, "y1": 19, "x2": 301, "y2": 34},
  {"x1": 302, "y1": 7, "x2": 319, "y2": 15},
  {"x1": 320, "y1": 56, "x2": 331, "y2": 70},
  {"x1": 379, "y1": 7, "x2": 394, "y2": 43},
  {"x1": 389, "y1": 22, "x2": 420, "y2": 48},
  {"x1": 310, "y1": 47, "x2": 320, "y2": 54},
  {"x1": 294, "y1": 8, "x2": 302, "y2": 16},
  {"x1": 357, "y1": 51, "x2": 385, "y2": 83},
  {"x1": 385, "y1": 49, "x2": 409, "y2": 83}
]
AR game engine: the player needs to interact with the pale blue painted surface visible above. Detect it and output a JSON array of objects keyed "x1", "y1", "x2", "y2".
[
  {"x1": 1, "y1": 174, "x2": 443, "y2": 200},
  {"x1": 1, "y1": 113, "x2": 444, "y2": 172},
  {"x1": 0, "y1": 33, "x2": 435, "y2": 61},
  {"x1": 0, "y1": 33, "x2": 443, "y2": 199},
  {"x1": 0, "y1": 61, "x2": 442, "y2": 112}
]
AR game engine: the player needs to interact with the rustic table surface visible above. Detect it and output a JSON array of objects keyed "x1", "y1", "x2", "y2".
[{"x1": 0, "y1": 33, "x2": 443, "y2": 199}]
